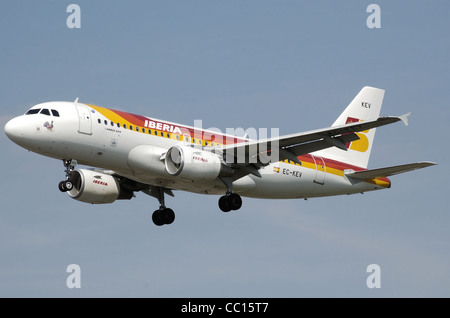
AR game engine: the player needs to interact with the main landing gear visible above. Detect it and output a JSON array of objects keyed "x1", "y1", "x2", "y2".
[
  {"x1": 147, "y1": 187, "x2": 175, "y2": 226},
  {"x1": 152, "y1": 208, "x2": 175, "y2": 226},
  {"x1": 218, "y1": 177, "x2": 242, "y2": 212},
  {"x1": 58, "y1": 159, "x2": 77, "y2": 192},
  {"x1": 218, "y1": 193, "x2": 242, "y2": 212}
]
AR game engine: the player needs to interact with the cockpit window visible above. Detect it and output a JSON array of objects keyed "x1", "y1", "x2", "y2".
[
  {"x1": 25, "y1": 108, "x2": 60, "y2": 117},
  {"x1": 25, "y1": 109, "x2": 41, "y2": 115},
  {"x1": 40, "y1": 109, "x2": 51, "y2": 116}
]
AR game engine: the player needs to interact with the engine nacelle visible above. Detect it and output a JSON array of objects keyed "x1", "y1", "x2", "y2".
[
  {"x1": 127, "y1": 145, "x2": 167, "y2": 175},
  {"x1": 67, "y1": 169, "x2": 132, "y2": 204},
  {"x1": 165, "y1": 145, "x2": 232, "y2": 181}
]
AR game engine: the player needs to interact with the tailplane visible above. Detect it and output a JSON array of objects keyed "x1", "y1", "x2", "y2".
[
  {"x1": 314, "y1": 86, "x2": 385, "y2": 169},
  {"x1": 345, "y1": 161, "x2": 436, "y2": 180}
]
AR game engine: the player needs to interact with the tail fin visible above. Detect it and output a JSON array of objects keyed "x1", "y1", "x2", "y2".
[{"x1": 316, "y1": 86, "x2": 385, "y2": 169}]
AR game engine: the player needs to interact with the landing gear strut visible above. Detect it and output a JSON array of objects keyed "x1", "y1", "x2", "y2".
[
  {"x1": 218, "y1": 177, "x2": 242, "y2": 212},
  {"x1": 58, "y1": 159, "x2": 77, "y2": 192}
]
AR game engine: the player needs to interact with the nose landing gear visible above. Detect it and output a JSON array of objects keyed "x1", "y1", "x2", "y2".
[{"x1": 58, "y1": 159, "x2": 77, "y2": 193}]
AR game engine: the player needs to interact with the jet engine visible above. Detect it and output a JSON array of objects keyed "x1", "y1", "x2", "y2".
[
  {"x1": 165, "y1": 145, "x2": 233, "y2": 181},
  {"x1": 67, "y1": 169, "x2": 133, "y2": 204}
]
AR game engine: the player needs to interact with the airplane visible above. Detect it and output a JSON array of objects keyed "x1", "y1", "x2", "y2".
[{"x1": 4, "y1": 86, "x2": 436, "y2": 226}]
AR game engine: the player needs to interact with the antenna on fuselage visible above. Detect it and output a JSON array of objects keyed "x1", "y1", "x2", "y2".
[{"x1": 74, "y1": 97, "x2": 79, "y2": 103}]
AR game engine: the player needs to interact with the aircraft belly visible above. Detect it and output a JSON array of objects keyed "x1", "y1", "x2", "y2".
[{"x1": 239, "y1": 162, "x2": 383, "y2": 199}]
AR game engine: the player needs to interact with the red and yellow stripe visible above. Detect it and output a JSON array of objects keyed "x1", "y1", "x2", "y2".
[{"x1": 88, "y1": 104, "x2": 390, "y2": 188}]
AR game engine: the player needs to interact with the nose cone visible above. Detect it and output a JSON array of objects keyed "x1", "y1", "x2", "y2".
[{"x1": 4, "y1": 117, "x2": 23, "y2": 143}]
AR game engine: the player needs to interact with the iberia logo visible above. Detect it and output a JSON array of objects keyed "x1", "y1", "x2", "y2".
[{"x1": 345, "y1": 117, "x2": 369, "y2": 152}]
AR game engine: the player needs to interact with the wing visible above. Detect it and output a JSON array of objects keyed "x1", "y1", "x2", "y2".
[{"x1": 216, "y1": 114, "x2": 410, "y2": 173}]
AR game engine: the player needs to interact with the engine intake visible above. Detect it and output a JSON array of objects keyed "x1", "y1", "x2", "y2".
[
  {"x1": 165, "y1": 145, "x2": 233, "y2": 181},
  {"x1": 67, "y1": 169, "x2": 132, "y2": 204}
]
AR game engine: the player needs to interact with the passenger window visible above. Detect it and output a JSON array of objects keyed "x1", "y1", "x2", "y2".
[
  {"x1": 136, "y1": 127, "x2": 139, "y2": 132},
  {"x1": 98, "y1": 119, "x2": 101, "y2": 124},
  {"x1": 117, "y1": 123, "x2": 120, "y2": 128},
  {"x1": 51, "y1": 109, "x2": 60, "y2": 117},
  {"x1": 40, "y1": 109, "x2": 51, "y2": 116},
  {"x1": 130, "y1": 125, "x2": 133, "y2": 130},
  {"x1": 111, "y1": 121, "x2": 114, "y2": 126},
  {"x1": 142, "y1": 128, "x2": 146, "y2": 133},
  {"x1": 25, "y1": 109, "x2": 41, "y2": 115},
  {"x1": 104, "y1": 120, "x2": 108, "y2": 125}
]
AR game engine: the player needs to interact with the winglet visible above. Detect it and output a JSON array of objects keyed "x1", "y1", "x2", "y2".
[{"x1": 399, "y1": 112, "x2": 412, "y2": 126}]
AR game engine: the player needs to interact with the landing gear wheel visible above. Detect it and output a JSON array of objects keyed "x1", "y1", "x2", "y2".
[
  {"x1": 152, "y1": 208, "x2": 176, "y2": 226},
  {"x1": 219, "y1": 193, "x2": 242, "y2": 212},
  {"x1": 162, "y1": 208, "x2": 175, "y2": 225},
  {"x1": 229, "y1": 193, "x2": 242, "y2": 210},
  {"x1": 58, "y1": 180, "x2": 73, "y2": 192},
  {"x1": 219, "y1": 196, "x2": 232, "y2": 212},
  {"x1": 152, "y1": 210, "x2": 165, "y2": 226}
]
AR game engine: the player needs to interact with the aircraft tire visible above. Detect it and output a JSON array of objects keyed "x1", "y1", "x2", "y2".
[
  {"x1": 152, "y1": 210, "x2": 165, "y2": 226},
  {"x1": 218, "y1": 196, "x2": 232, "y2": 212},
  {"x1": 58, "y1": 180, "x2": 73, "y2": 192},
  {"x1": 58, "y1": 181, "x2": 67, "y2": 192},
  {"x1": 152, "y1": 208, "x2": 175, "y2": 226},
  {"x1": 229, "y1": 193, "x2": 242, "y2": 210},
  {"x1": 163, "y1": 208, "x2": 175, "y2": 225}
]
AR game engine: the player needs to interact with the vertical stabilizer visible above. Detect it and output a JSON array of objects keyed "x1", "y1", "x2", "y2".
[{"x1": 314, "y1": 86, "x2": 385, "y2": 169}]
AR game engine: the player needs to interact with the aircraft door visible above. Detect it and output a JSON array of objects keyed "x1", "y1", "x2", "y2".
[
  {"x1": 312, "y1": 155, "x2": 326, "y2": 185},
  {"x1": 75, "y1": 104, "x2": 92, "y2": 135}
]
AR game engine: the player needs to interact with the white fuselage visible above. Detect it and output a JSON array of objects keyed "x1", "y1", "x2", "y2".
[{"x1": 4, "y1": 101, "x2": 389, "y2": 200}]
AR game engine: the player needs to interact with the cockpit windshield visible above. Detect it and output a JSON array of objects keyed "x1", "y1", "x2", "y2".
[
  {"x1": 40, "y1": 109, "x2": 51, "y2": 116},
  {"x1": 25, "y1": 109, "x2": 40, "y2": 115},
  {"x1": 25, "y1": 108, "x2": 60, "y2": 117}
]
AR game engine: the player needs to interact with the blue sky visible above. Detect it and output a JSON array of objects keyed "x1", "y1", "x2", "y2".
[{"x1": 0, "y1": 1, "x2": 448, "y2": 297}]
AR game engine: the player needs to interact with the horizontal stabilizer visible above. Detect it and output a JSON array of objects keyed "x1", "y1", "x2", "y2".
[{"x1": 345, "y1": 161, "x2": 436, "y2": 180}]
